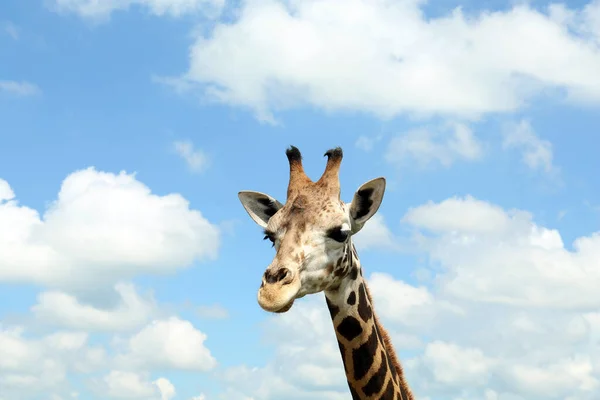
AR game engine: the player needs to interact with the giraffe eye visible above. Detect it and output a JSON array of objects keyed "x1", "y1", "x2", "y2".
[
  {"x1": 263, "y1": 230, "x2": 276, "y2": 247},
  {"x1": 326, "y1": 226, "x2": 350, "y2": 242}
]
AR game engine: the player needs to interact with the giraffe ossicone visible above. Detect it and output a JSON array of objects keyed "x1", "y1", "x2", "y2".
[{"x1": 238, "y1": 146, "x2": 414, "y2": 400}]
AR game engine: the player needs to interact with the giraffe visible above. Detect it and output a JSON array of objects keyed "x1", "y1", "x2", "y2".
[{"x1": 238, "y1": 146, "x2": 415, "y2": 400}]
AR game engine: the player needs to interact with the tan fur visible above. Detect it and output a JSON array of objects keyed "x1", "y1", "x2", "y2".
[
  {"x1": 316, "y1": 149, "x2": 343, "y2": 195},
  {"x1": 286, "y1": 152, "x2": 312, "y2": 199}
]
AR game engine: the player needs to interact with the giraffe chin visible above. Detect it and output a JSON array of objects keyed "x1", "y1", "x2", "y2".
[
  {"x1": 257, "y1": 279, "x2": 301, "y2": 313},
  {"x1": 272, "y1": 300, "x2": 294, "y2": 313},
  {"x1": 257, "y1": 297, "x2": 296, "y2": 313}
]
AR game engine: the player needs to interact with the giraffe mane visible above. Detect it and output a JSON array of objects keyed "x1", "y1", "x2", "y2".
[{"x1": 364, "y1": 282, "x2": 415, "y2": 400}]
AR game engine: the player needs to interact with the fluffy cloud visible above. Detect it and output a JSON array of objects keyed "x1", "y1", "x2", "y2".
[
  {"x1": 403, "y1": 195, "x2": 600, "y2": 309},
  {"x1": 368, "y1": 272, "x2": 457, "y2": 327},
  {"x1": 0, "y1": 80, "x2": 40, "y2": 96},
  {"x1": 408, "y1": 340, "x2": 599, "y2": 399},
  {"x1": 385, "y1": 122, "x2": 483, "y2": 168},
  {"x1": 0, "y1": 168, "x2": 220, "y2": 289},
  {"x1": 419, "y1": 341, "x2": 494, "y2": 387},
  {"x1": 0, "y1": 168, "x2": 220, "y2": 398},
  {"x1": 353, "y1": 213, "x2": 399, "y2": 251},
  {"x1": 115, "y1": 317, "x2": 217, "y2": 371},
  {"x1": 32, "y1": 283, "x2": 157, "y2": 332},
  {"x1": 502, "y1": 119, "x2": 556, "y2": 174},
  {"x1": 172, "y1": 0, "x2": 600, "y2": 122},
  {"x1": 402, "y1": 195, "x2": 512, "y2": 235},
  {"x1": 50, "y1": 0, "x2": 224, "y2": 20},
  {"x1": 219, "y1": 298, "x2": 348, "y2": 399},
  {"x1": 0, "y1": 327, "x2": 106, "y2": 399},
  {"x1": 173, "y1": 140, "x2": 209, "y2": 174},
  {"x1": 0, "y1": 179, "x2": 14, "y2": 201},
  {"x1": 399, "y1": 196, "x2": 600, "y2": 398},
  {"x1": 0, "y1": 315, "x2": 215, "y2": 399},
  {"x1": 155, "y1": 378, "x2": 176, "y2": 400},
  {"x1": 100, "y1": 371, "x2": 175, "y2": 399}
]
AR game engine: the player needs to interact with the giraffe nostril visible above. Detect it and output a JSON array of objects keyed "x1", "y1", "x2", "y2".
[{"x1": 264, "y1": 268, "x2": 292, "y2": 284}]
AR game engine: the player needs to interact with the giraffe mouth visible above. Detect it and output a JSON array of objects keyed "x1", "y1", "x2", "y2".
[
  {"x1": 257, "y1": 276, "x2": 301, "y2": 313},
  {"x1": 273, "y1": 299, "x2": 294, "y2": 313},
  {"x1": 259, "y1": 293, "x2": 297, "y2": 313}
]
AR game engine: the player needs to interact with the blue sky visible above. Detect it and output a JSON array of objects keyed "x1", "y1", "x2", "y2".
[{"x1": 1, "y1": 0, "x2": 600, "y2": 399}]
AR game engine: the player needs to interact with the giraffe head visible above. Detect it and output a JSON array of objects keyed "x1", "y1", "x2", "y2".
[{"x1": 238, "y1": 146, "x2": 386, "y2": 313}]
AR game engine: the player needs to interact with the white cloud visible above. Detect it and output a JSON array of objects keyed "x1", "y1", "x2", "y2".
[
  {"x1": 171, "y1": 0, "x2": 600, "y2": 122},
  {"x1": 116, "y1": 317, "x2": 217, "y2": 371},
  {"x1": 402, "y1": 195, "x2": 513, "y2": 235},
  {"x1": 0, "y1": 80, "x2": 40, "y2": 96},
  {"x1": 0, "y1": 313, "x2": 213, "y2": 399},
  {"x1": 353, "y1": 213, "x2": 399, "y2": 251},
  {"x1": 0, "y1": 327, "x2": 106, "y2": 399},
  {"x1": 32, "y1": 282, "x2": 157, "y2": 332},
  {"x1": 502, "y1": 119, "x2": 556, "y2": 174},
  {"x1": 396, "y1": 196, "x2": 600, "y2": 399},
  {"x1": 403, "y1": 195, "x2": 600, "y2": 310},
  {"x1": 421, "y1": 341, "x2": 494, "y2": 387},
  {"x1": 50, "y1": 0, "x2": 225, "y2": 20},
  {"x1": 368, "y1": 272, "x2": 438, "y2": 325},
  {"x1": 0, "y1": 328, "x2": 44, "y2": 372},
  {"x1": 0, "y1": 179, "x2": 14, "y2": 201},
  {"x1": 154, "y1": 377, "x2": 176, "y2": 400},
  {"x1": 173, "y1": 140, "x2": 209, "y2": 173},
  {"x1": 504, "y1": 356, "x2": 598, "y2": 397},
  {"x1": 219, "y1": 298, "x2": 348, "y2": 399},
  {"x1": 584, "y1": 2, "x2": 600, "y2": 38},
  {"x1": 101, "y1": 371, "x2": 175, "y2": 399},
  {"x1": 104, "y1": 371, "x2": 155, "y2": 398},
  {"x1": 0, "y1": 167, "x2": 220, "y2": 289},
  {"x1": 408, "y1": 342, "x2": 599, "y2": 399},
  {"x1": 0, "y1": 170, "x2": 220, "y2": 397},
  {"x1": 385, "y1": 122, "x2": 483, "y2": 168}
]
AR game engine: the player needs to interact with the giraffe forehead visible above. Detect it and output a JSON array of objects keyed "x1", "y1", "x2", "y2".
[{"x1": 274, "y1": 193, "x2": 347, "y2": 229}]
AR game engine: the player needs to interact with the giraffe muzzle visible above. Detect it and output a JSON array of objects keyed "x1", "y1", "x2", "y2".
[{"x1": 257, "y1": 267, "x2": 301, "y2": 313}]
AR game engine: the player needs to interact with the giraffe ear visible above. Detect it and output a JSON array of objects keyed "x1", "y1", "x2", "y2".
[
  {"x1": 348, "y1": 177, "x2": 386, "y2": 233},
  {"x1": 238, "y1": 191, "x2": 284, "y2": 228}
]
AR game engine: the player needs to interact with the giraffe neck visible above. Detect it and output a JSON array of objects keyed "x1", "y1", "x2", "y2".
[{"x1": 324, "y1": 243, "x2": 414, "y2": 400}]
